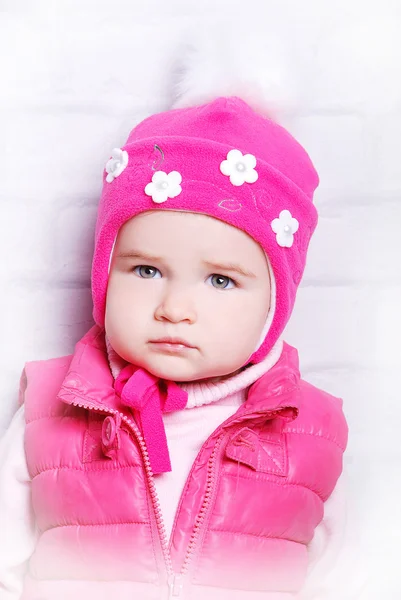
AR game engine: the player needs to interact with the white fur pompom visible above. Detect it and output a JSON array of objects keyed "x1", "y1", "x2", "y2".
[{"x1": 170, "y1": 18, "x2": 303, "y2": 124}]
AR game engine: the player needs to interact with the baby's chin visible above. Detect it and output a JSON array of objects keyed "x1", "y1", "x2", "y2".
[
  {"x1": 142, "y1": 358, "x2": 242, "y2": 384},
  {"x1": 136, "y1": 358, "x2": 191, "y2": 381},
  {"x1": 145, "y1": 365, "x2": 206, "y2": 383},
  {"x1": 139, "y1": 356, "x2": 218, "y2": 384}
]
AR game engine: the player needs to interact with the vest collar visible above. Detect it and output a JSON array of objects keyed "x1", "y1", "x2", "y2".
[
  {"x1": 105, "y1": 332, "x2": 287, "y2": 409},
  {"x1": 57, "y1": 324, "x2": 301, "y2": 421}
]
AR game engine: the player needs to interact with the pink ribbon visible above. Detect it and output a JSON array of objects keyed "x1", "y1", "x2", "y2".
[{"x1": 114, "y1": 364, "x2": 188, "y2": 474}]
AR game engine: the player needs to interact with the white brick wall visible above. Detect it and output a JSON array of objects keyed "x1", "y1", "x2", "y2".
[{"x1": 0, "y1": 2, "x2": 400, "y2": 596}]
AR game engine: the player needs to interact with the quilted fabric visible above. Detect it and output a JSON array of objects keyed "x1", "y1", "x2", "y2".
[{"x1": 20, "y1": 324, "x2": 348, "y2": 599}]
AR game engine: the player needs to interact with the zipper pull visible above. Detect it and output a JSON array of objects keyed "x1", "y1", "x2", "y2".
[{"x1": 168, "y1": 573, "x2": 183, "y2": 598}]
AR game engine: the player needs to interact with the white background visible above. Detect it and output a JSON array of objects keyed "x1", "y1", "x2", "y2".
[{"x1": 0, "y1": 1, "x2": 400, "y2": 597}]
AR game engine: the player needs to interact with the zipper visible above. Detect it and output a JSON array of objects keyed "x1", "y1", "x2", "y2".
[
  {"x1": 174, "y1": 431, "x2": 225, "y2": 580},
  {"x1": 70, "y1": 396, "x2": 226, "y2": 598},
  {"x1": 69, "y1": 391, "x2": 293, "y2": 598}
]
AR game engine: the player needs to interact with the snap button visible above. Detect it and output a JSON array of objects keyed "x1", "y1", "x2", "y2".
[
  {"x1": 101, "y1": 414, "x2": 122, "y2": 460},
  {"x1": 225, "y1": 427, "x2": 260, "y2": 470},
  {"x1": 233, "y1": 434, "x2": 256, "y2": 451},
  {"x1": 102, "y1": 416, "x2": 116, "y2": 447}
]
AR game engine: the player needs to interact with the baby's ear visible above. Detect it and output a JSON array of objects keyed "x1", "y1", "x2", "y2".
[{"x1": 168, "y1": 18, "x2": 301, "y2": 125}]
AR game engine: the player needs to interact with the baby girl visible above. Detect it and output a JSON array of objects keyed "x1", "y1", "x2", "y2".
[{"x1": 0, "y1": 95, "x2": 348, "y2": 599}]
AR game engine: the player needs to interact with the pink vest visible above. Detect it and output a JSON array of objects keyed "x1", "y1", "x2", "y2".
[{"x1": 19, "y1": 325, "x2": 348, "y2": 600}]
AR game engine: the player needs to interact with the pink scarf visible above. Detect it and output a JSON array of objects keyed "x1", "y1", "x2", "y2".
[{"x1": 114, "y1": 364, "x2": 188, "y2": 474}]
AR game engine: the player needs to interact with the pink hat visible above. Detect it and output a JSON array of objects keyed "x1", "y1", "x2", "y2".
[{"x1": 91, "y1": 96, "x2": 319, "y2": 366}]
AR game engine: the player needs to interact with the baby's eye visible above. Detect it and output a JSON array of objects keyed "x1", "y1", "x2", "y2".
[
  {"x1": 208, "y1": 274, "x2": 236, "y2": 289},
  {"x1": 132, "y1": 266, "x2": 236, "y2": 289},
  {"x1": 133, "y1": 265, "x2": 162, "y2": 279}
]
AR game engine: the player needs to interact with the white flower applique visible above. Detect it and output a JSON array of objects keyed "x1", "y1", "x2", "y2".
[
  {"x1": 144, "y1": 170, "x2": 182, "y2": 204},
  {"x1": 105, "y1": 148, "x2": 129, "y2": 183},
  {"x1": 219, "y1": 149, "x2": 258, "y2": 186},
  {"x1": 271, "y1": 210, "x2": 299, "y2": 248}
]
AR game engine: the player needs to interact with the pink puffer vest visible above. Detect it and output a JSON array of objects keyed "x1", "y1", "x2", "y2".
[{"x1": 19, "y1": 325, "x2": 348, "y2": 600}]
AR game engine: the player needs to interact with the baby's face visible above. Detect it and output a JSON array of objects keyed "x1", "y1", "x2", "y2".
[{"x1": 105, "y1": 210, "x2": 271, "y2": 383}]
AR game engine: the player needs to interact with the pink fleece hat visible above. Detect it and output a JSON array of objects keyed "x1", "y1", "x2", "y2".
[{"x1": 91, "y1": 96, "x2": 319, "y2": 365}]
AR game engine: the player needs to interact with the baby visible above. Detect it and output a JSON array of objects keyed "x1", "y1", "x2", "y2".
[{"x1": 0, "y1": 96, "x2": 348, "y2": 599}]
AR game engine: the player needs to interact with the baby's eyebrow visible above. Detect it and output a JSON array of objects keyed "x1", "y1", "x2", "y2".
[
  {"x1": 117, "y1": 251, "x2": 161, "y2": 261},
  {"x1": 202, "y1": 260, "x2": 257, "y2": 279},
  {"x1": 116, "y1": 251, "x2": 257, "y2": 278}
]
